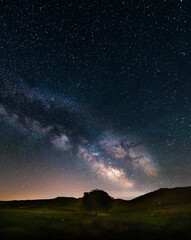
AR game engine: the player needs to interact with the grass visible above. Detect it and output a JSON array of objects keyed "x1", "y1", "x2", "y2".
[{"x1": 1, "y1": 187, "x2": 191, "y2": 239}]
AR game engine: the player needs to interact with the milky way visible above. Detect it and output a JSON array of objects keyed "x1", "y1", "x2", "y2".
[
  {"x1": 1, "y1": 0, "x2": 191, "y2": 200},
  {"x1": 0, "y1": 76, "x2": 158, "y2": 190}
]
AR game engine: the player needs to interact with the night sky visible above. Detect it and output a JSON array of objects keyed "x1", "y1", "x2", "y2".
[{"x1": 1, "y1": 0, "x2": 191, "y2": 200}]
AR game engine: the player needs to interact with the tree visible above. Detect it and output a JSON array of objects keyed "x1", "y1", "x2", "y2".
[{"x1": 82, "y1": 189, "x2": 113, "y2": 215}]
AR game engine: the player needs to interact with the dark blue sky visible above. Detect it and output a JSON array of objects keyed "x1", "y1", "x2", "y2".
[{"x1": 1, "y1": 0, "x2": 191, "y2": 200}]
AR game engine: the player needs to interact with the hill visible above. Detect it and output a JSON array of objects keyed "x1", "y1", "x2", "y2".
[
  {"x1": 1, "y1": 186, "x2": 191, "y2": 209},
  {"x1": 128, "y1": 186, "x2": 191, "y2": 208},
  {"x1": 0, "y1": 197, "x2": 80, "y2": 210}
]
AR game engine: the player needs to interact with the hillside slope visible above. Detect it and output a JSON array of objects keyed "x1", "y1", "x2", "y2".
[{"x1": 127, "y1": 186, "x2": 191, "y2": 208}]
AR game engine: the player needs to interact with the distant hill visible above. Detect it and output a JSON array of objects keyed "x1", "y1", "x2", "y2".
[
  {"x1": 1, "y1": 186, "x2": 191, "y2": 210},
  {"x1": 0, "y1": 197, "x2": 80, "y2": 209}
]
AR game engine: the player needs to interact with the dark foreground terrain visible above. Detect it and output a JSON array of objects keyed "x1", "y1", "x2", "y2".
[{"x1": 1, "y1": 186, "x2": 191, "y2": 240}]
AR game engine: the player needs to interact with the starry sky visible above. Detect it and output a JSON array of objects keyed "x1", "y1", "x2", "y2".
[{"x1": 1, "y1": 0, "x2": 191, "y2": 200}]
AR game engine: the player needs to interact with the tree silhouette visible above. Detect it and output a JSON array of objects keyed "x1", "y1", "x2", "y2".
[{"x1": 82, "y1": 189, "x2": 113, "y2": 215}]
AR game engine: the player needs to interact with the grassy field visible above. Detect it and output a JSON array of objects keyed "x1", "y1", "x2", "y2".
[{"x1": 0, "y1": 187, "x2": 191, "y2": 240}]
